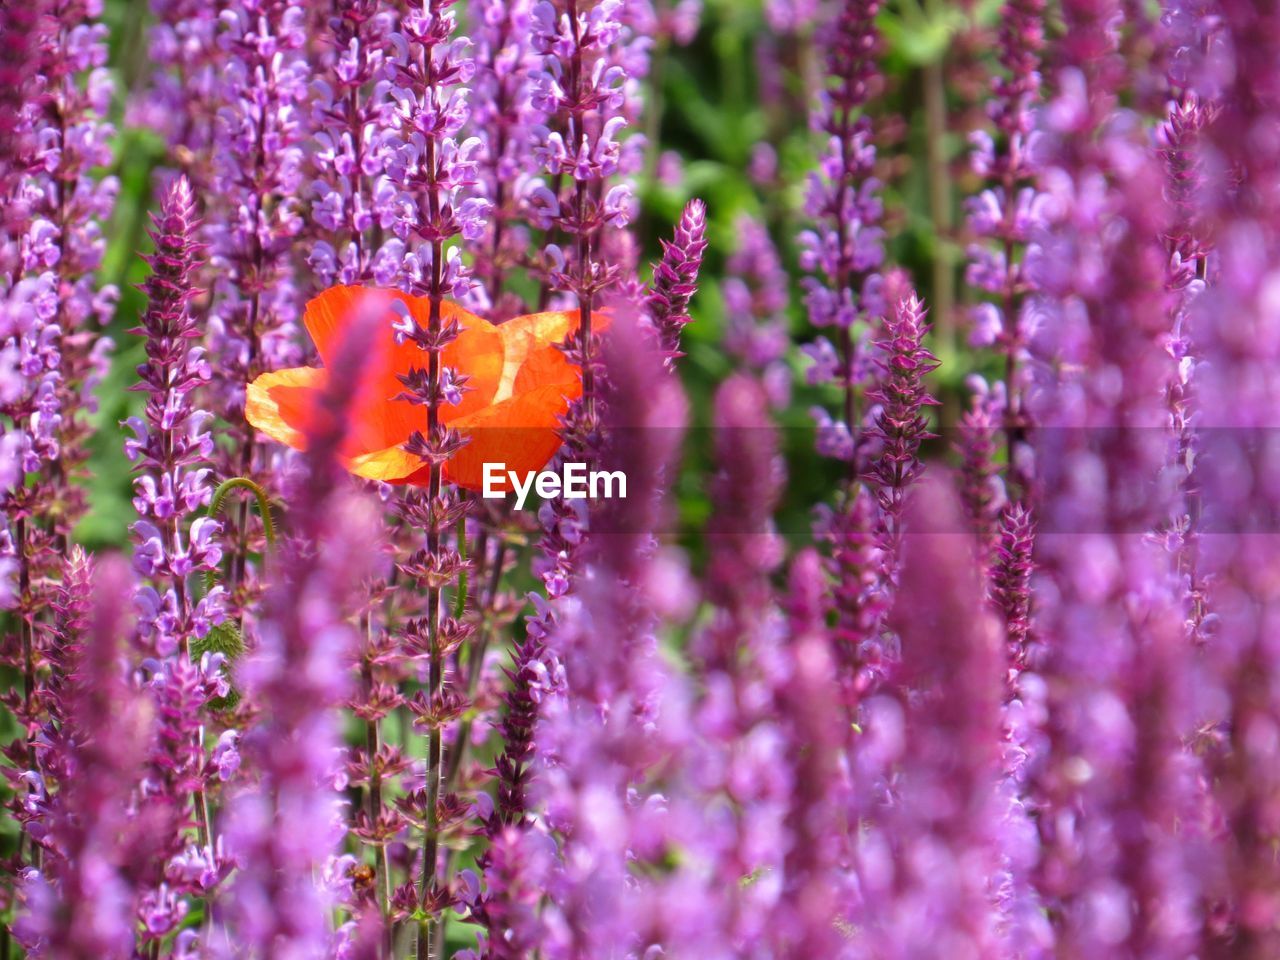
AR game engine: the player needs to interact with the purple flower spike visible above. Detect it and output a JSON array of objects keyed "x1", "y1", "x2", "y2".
[
  {"x1": 770, "y1": 547, "x2": 848, "y2": 957},
  {"x1": 205, "y1": 0, "x2": 310, "y2": 549},
  {"x1": 724, "y1": 215, "x2": 791, "y2": 407},
  {"x1": 863, "y1": 288, "x2": 940, "y2": 552},
  {"x1": 1175, "y1": 3, "x2": 1280, "y2": 953},
  {"x1": 384, "y1": 7, "x2": 484, "y2": 950},
  {"x1": 798, "y1": 0, "x2": 884, "y2": 465},
  {"x1": 0, "y1": 0, "x2": 118, "y2": 828},
  {"x1": 528, "y1": 0, "x2": 637, "y2": 405},
  {"x1": 468, "y1": 0, "x2": 546, "y2": 317},
  {"x1": 956, "y1": 385, "x2": 1007, "y2": 561},
  {"x1": 134, "y1": 0, "x2": 223, "y2": 179},
  {"x1": 991, "y1": 502, "x2": 1035, "y2": 677},
  {"x1": 126, "y1": 175, "x2": 231, "y2": 944},
  {"x1": 964, "y1": 0, "x2": 1047, "y2": 501},
  {"x1": 307, "y1": 0, "x2": 400, "y2": 288},
  {"x1": 130, "y1": 175, "x2": 221, "y2": 656},
  {"x1": 1024, "y1": 2, "x2": 1203, "y2": 952},
  {"x1": 646, "y1": 197, "x2": 707, "y2": 368},
  {"x1": 534, "y1": 316, "x2": 689, "y2": 958}
]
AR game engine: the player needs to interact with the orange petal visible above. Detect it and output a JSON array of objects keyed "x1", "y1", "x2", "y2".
[
  {"x1": 345, "y1": 443, "x2": 426, "y2": 485},
  {"x1": 500, "y1": 307, "x2": 613, "y2": 347},
  {"x1": 443, "y1": 382, "x2": 582, "y2": 492},
  {"x1": 303, "y1": 286, "x2": 418, "y2": 452},
  {"x1": 494, "y1": 311, "x2": 574, "y2": 403},
  {"x1": 245, "y1": 367, "x2": 327, "y2": 451},
  {"x1": 512, "y1": 339, "x2": 577, "y2": 397},
  {"x1": 288, "y1": 290, "x2": 602, "y2": 490},
  {"x1": 435, "y1": 300, "x2": 505, "y2": 420},
  {"x1": 302, "y1": 286, "x2": 377, "y2": 366},
  {"x1": 498, "y1": 308, "x2": 614, "y2": 400},
  {"x1": 246, "y1": 367, "x2": 433, "y2": 487},
  {"x1": 500, "y1": 309, "x2": 579, "y2": 348},
  {"x1": 303, "y1": 286, "x2": 507, "y2": 443}
]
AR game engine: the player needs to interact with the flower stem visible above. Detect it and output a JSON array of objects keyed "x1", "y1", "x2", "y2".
[
  {"x1": 204, "y1": 477, "x2": 276, "y2": 592},
  {"x1": 420, "y1": 47, "x2": 446, "y2": 951}
]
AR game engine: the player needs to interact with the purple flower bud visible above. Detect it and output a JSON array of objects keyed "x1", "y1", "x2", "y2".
[{"x1": 645, "y1": 198, "x2": 707, "y2": 367}]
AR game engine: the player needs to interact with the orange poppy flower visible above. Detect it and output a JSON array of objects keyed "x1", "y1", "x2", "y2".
[{"x1": 245, "y1": 285, "x2": 595, "y2": 491}]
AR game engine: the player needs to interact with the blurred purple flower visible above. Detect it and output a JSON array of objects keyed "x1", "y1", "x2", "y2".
[
  {"x1": 15, "y1": 558, "x2": 157, "y2": 960},
  {"x1": 219, "y1": 307, "x2": 381, "y2": 959},
  {"x1": 852, "y1": 481, "x2": 1005, "y2": 957}
]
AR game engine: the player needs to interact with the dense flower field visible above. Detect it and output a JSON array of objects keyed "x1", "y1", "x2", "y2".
[{"x1": 2, "y1": 0, "x2": 1278, "y2": 957}]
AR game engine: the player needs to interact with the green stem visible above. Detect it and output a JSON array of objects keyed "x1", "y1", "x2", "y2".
[
  {"x1": 203, "y1": 477, "x2": 276, "y2": 593},
  {"x1": 454, "y1": 516, "x2": 468, "y2": 620}
]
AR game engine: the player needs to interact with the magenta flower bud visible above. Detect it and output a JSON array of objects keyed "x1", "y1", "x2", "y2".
[
  {"x1": 863, "y1": 289, "x2": 941, "y2": 539},
  {"x1": 646, "y1": 198, "x2": 707, "y2": 367}
]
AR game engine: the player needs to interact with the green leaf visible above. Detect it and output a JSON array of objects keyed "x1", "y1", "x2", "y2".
[{"x1": 190, "y1": 621, "x2": 245, "y2": 710}]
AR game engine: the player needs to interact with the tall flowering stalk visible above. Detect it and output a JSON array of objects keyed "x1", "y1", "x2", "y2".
[
  {"x1": 964, "y1": 0, "x2": 1046, "y2": 499},
  {"x1": 990, "y1": 503, "x2": 1034, "y2": 677},
  {"x1": 524, "y1": 0, "x2": 638, "y2": 674},
  {"x1": 388, "y1": 5, "x2": 484, "y2": 956},
  {"x1": 522, "y1": 6, "x2": 650, "y2": 689},
  {"x1": 125, "y1": 176, "x2": 232, "y2": 940},
  {"x1": 0, "y1": 5, "x2": 45, "y2": 223},
  {"x1": 863, "y1": 288, "x2": 940, "y2": 561},
  {"x1": 771, "y1": 547, "x2": 848, "y2": 956},
  {"x1": 308, "y1": 4, "x2": 409, "y2": 928},
  {"x1": 0, "y1": 0, "x2": 51, "y2": 735},
  {"x1": 33, "y1": 0, "x2": 119, "y2": 538},
  {"x1": 459, "y1": 823, "x2": 554, "y2": 960},
  {"x1": 799, "y1": 0, "x2": 884, "y2": 474},
  {"x1": 207, "y1": 1, "x2": 309, "y2": 599},
  {"x1": 0, "y1": 1, "x2": 115, "y2": 882},
  {"x1": 687, "y1": 375, "x2": 794, "y2": 950},
  {"x1": 134, "y1": 0, "x2": 223, "y2": 186},
  {"x1": 534, "y1": 317, "x2": 689, "y2": 959},
  {"x1": 4, "y1": 0, "x2": 116, "y2": 522},
  {"x1": 310, "y1": 19, "x2": 413, "y2": 916},
  {"x1": 466, "y1": 195, "x2": 705, "y2": 944},
  {"x1": 4, "y1": 548, "x2": 90, "y2": 892},
  {"x1": 460, "y1": 575, "x2": 557, "y2": 958},
  {"x1": 961, "y1": 13, "x2": 1054, "y2": 949},
  {"x1": 955, "y1": 384, "x2": 1005, "y2": 560},
  {"x1": 724, "y1": 215, "x2": 792, "y2": 409},
  {"x1": 308, "y1": 0, "x2": 402, "y2": 289},
  {"x1": 812, "y1": 283, "x2": 939, "y2": 697},
  {"x1": 468, "y1": 0, "x2": 544, "y2": 318},
  {"x1": 1156, "y1": 1, "x2": 1219, "y2": 652},
  {"x1": 529, "y1": 0, "x2": 634, "y2": 409},
  {"x1": 797, "y1": 0, "x2": 893, "y2": 716},
  {"x1": 128, "y1": 176, "x2": 223, "y2": 660},
  {"x1": 1183, "y1": 1, "x2": 1280, "y2": 953}
]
